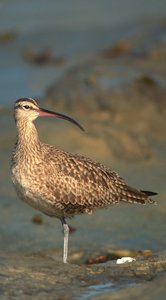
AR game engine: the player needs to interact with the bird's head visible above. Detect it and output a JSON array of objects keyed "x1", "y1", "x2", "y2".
[{"x1": 14, "y1": 98, "x2": 84, "y2": 131}]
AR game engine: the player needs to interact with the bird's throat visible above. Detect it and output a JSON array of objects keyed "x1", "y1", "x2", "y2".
[{"x1": 15, "y1": 120, "x2": 41, "y2": 155}]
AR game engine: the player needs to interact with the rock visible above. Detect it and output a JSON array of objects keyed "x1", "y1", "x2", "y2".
[
  {"x1": 41, "y1": 32, "x2": 166, "y2": 163},
  {"x1": 42, "y1": 51, "x2": 166, "y2": 162},
  {"x1": 0, "y1": 250, "x2": 166, "y2": 299}
]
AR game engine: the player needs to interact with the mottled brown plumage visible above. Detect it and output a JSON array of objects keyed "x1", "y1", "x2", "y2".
[{"x1": 11, "y1": 98, "x2": 157, "y2": 263}]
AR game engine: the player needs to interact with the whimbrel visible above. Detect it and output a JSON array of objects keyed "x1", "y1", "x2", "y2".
[{"x1": 11, "y1": 98, "x2": 157, "y2": 263}]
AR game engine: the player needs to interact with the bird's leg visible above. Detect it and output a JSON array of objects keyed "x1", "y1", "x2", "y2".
[{"x1": 60, "y1": 217, "x2": 69, "y2": 263}]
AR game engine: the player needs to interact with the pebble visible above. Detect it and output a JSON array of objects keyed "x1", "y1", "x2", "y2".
[{"x1": 116, "y1": 257, "x2": 136, "y2": 264}]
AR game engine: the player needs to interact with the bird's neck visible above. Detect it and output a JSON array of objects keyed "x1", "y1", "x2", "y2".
[{"x1": 15, "y1": 120, "x2": 41, "y2": 154}]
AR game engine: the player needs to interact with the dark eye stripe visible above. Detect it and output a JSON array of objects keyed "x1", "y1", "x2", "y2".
[
  {"x1": 15, "y1": 104, "x2": 37, "y2": 111},
  {"x1": 15, "y1": 104, "x2": 31, "y2": 110},
  {"x1": 15, "y1": 104, "x2": 22, "y2": 109}
]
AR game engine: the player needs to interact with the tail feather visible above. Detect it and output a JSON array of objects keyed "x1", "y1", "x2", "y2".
[
  {"x1": 141, "y1": 190, "x2": 158, "y2": 196},
  {"x1": 120, "y1": 186, "x2": 157, "y2": 205}
]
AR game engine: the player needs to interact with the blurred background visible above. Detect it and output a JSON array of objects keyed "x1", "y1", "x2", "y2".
[
  {"x1": 0, "y1": 0, "x2": 166, "y2": 294},
  {"x1": 0, "y1": 0, "x2": 166, "y2": 105}
]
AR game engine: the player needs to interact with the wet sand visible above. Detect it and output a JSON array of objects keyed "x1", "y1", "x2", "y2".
[{"x1": 0, "y1": 249, "x2": 166, "y2": 299}]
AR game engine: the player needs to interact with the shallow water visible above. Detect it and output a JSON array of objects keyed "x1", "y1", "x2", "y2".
[{"x1": 77, "y1": 282, "x2": 117, "y2": 300}]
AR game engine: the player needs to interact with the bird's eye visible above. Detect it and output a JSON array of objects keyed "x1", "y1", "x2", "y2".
[{"x1": 23, "y1": 105, "x2": 30, "y2": 110}]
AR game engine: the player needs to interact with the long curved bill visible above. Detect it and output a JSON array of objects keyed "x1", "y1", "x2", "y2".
[{"x1": 39, "y1": 107, "x2": 84, "y2": 131}]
